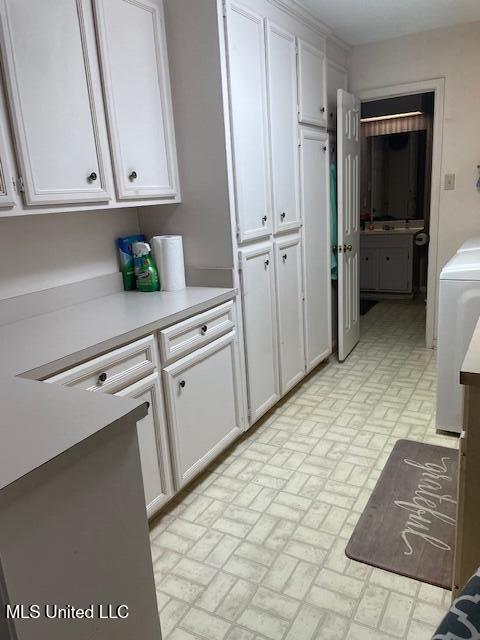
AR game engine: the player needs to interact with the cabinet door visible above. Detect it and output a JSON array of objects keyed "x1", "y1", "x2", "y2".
[
  {"x1": 0, "y1": 116, "x2": 13, "y2": 207},
  {"x1": 116, "y1": 372, "x2": 174, "y2": 517},
  {"x1": 326, "y1": 59, "x2": 347, "y2": 131},
  {"x1": 0, "y1": 0, "x2": 112, "y2": 205},
  {"x1": 297, "y1": 40, "x2": 327, "y2": 128},
  {"x1": 378, "y1": 247, "x2": 410, "y2": 292},
  {"x1": 300, "y1": 128, "x2": 331, "y2": 371},
  {"x1": 163, "y1": 332, "x2": 243, "y2": 488},
  {"x1": 275, "y1": 234, "x2": 305, "y2": 393},
  {"x1": 360, "y1": 248, "x2": 379, "y2": 291},
  {"x1": 94, "y1": 0, "x2": 178, "y2": 200},
  {"x1": 226, "y1": 2, "x2": 272, "y2": 242},
  {"x1": 239, "y1": 242, "x2": 280, "y2": 422},
  {"x1": 266, "y1": 21, "x2": 300, "y2": 234}
]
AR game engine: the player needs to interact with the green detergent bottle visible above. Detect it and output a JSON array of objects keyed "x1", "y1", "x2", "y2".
[{"x1": 132, "y1": 242, "x2": 160, "y2": 292}]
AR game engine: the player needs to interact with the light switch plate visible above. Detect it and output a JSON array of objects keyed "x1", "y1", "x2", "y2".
[{"x1": 445, "y1": 173, "x2": 456, "y2": 190}]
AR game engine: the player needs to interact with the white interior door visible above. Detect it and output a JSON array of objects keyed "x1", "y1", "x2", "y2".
[
  {"x1": 94, "y1": 0, "x2": 178, "y2": 200},
  {"x1": 337, "y1": 89, "x2": 360, "y2": 361},
  {"x1": 226, "y1": 2, "x2": 272, "y2": 242}
]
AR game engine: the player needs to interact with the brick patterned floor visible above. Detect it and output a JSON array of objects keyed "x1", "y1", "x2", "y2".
[{"x1": 150, "y1": 301, "x2": 458, "y2": 640}]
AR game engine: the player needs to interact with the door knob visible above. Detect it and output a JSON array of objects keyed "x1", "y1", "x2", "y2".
[
  {"x1": 129, "y1": 170, "x2": 138, "y2": 181},
  {"x1": 88, "y1": 171, "x2": 97, "y2": 182}
]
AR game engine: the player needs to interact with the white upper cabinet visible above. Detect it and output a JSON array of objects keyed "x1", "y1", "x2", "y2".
[
  {"x1": 300, "y1": 128, "x2": 331, "y2": 370},
  {"x1": 94, "y1": 0, "x2": 178, "y2": 200},
  {"x1": 297, "y1": 39, "x2": 327, "y2": 128},
  {"x1": 239, "y1": 242, "x2": 280, "y2": 422},
  {"x1": 0, "y1": 0, "x2": 112, "y2": 206},
  {"x1": 225, "y1": 2, "x2": 272, "y2": 242},
  {"x1": 266, "y1": 21, "x2": 300, "y2": 234},
  {"x1": 274, "y1": 234, "x2": 305, "y2": 393},
  {"x1": 326, "y1": 60, "x2": 347, "y2": 131}
]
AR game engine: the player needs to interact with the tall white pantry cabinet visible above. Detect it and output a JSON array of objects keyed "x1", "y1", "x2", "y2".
[{"x1": 225, "y1": 0, "x2": 336, "y2": 423}]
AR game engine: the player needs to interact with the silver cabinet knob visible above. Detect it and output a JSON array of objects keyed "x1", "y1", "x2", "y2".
[
  {"x1": 280, "y1": 212, "x2": 286, "y2": 221},
  {"x1": 262, "y1": 215, "x2": 267, "y2": 224},
  {"x1": 344, "y1": 244, "x2": 353, "y2": 252},
  {"x1": 129, "y1": 170, "x2": 138, "y2": 181},
  {"x1": 88, "y1": 172, "x2": 97, "y2": 182}
]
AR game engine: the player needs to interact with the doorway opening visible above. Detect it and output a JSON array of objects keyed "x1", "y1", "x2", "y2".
[
  {"x1": 359, "y1": 93, "x2": 434, "y2": 324},
  {"x1": 356, "y1": 79, "x2": 444, "y2": 349}
]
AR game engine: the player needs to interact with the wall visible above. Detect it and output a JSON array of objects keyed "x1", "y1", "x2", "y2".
[
  {"x1": 138, "y1": 0, "x2": 234, "y2": 276},
  {"x1": 0, "y1": 208, "x2": 139, "y2": 300},
  {"x1": 139, "y1": 0, "x2": 348, "y2": 282},
  {"x1": 349, "y1": 21, "x2": 480, "y2": 336}
]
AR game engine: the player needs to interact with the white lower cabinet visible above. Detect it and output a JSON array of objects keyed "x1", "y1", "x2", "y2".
[
  {"x1": 275, "y1": 234, "x2": 305, "y2": 393},
  {"x1": 115, "y1": 372, "x2": 174, "y2": 517},
  {"x1": 239, "y1": 242, "x2": 280, "y2": 423},
  {"x1": 163, "y1": 332, "x2": 243, "y2": 489},
  {"x1": 360, "y1": 235, "x2": 413, "y2": 294}
]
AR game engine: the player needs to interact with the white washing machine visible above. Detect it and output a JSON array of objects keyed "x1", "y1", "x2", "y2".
[
  {"x1": 457, "y1": 237, "x2": 480, "y2": 253},
  {"x1": 436, "y1": 251, "x2": 480, "y2": 433}
]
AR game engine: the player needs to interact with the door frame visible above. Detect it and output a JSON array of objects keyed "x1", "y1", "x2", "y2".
[{"x1": 357, "y1": 78, "x2": 445, "y2": 349}]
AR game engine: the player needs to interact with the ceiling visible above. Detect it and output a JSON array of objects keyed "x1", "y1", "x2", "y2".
[{"x1": 297, "y1": 0, "x2": 480, "y2": 45}]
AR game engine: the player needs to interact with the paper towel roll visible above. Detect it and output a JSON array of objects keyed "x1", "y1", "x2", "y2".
[{"x1": 151, "y1": 235, "x2": 186, "y2": 291}]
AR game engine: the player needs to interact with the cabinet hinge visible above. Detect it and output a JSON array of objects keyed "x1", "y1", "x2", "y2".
[{"x1": 18, "y1": 175, "x2": 25, "y2": 193}]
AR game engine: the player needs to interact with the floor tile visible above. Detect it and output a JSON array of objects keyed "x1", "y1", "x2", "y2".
[{"x1": 152, "y1": 302, "x2": 456, "y2": 639}]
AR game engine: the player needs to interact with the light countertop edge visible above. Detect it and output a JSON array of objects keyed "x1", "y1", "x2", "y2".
[
  {"x1": 0, "y1": 286, "x2": 236, "y2": 380},
  {"x1": 461, "y1": 317, "x2": 480, "y2": 387},
  {"x1": 0, "y1": 376, "x2": 148, "y2": 492}
]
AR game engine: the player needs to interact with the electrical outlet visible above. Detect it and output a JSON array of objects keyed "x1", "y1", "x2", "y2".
[{"x1": 445, "y1": 173, "x2": 456, "y2": 190}]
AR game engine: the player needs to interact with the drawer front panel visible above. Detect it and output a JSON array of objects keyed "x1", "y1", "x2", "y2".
[
  {"x1": 45, "y1": 335, "x2": 157, "y2": 393},
  {"x1": 159, "y1": 301, "x2": 234, "y2": 364}
]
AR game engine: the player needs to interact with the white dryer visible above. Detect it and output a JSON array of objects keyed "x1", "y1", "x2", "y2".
[
  {"x1": 457, "y1": 237, "x2": 480, "y2": 253},
  {"x1": 436, "y1": 251, "x2": 480, "y2": 432}
]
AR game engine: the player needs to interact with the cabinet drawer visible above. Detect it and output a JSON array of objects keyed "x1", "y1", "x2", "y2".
[
  {"x1": 45, "y1": 335, "x2": 158, "y2": 393},
  {"x1": 159, "y1": 301, "x2": 234, "y2": 364}
]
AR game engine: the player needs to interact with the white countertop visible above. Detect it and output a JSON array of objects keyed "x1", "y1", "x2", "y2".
[
  {"x1": 0, "y1": 285, "x2": 236, "y2": 489},
  {"x1": 0, "y1": 286, "x2": 236, "y2": 379},
  {"x1": 0, "y1": 376, "x2": 148, "y2": 492}
]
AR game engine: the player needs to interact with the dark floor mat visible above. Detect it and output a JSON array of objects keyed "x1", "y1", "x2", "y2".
[{"x1": 345, "y1": 439, "x2": 457, "y2": 589}]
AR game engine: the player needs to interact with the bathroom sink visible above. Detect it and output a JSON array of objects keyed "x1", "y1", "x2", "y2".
[{"x1": 360, "y1": 226, "x2": 424, "y2": 236}]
